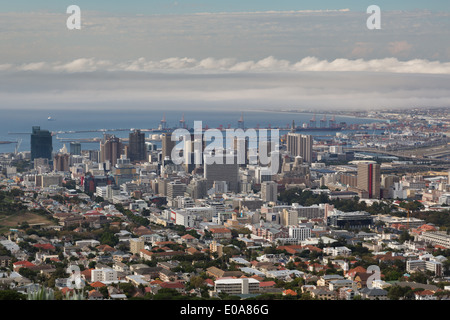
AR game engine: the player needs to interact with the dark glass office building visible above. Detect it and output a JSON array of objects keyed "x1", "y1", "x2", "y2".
[
  {"x1": 70, "y1": 142, "x2": 82, "y2": 156},
  {"x1": 128, "y1": 129, "x2": 146, "y2": 162},
  {"x1": 30, "y1": 126, "x2": 53, "y2": 161}
]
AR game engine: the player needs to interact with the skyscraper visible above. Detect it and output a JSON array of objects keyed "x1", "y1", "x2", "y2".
[
  {"x1": 100, "y1": 135, "x2": 123, "y2": 167},
  {"x1": 261, "y1": 181, "x2": 278, "y2": 202},
  {"x1": 53, "y1": 153, "x2": 70, "y2": 172},
  {"x1": 69, "y1": 142, "x2": 81, "y2": 156},
  {"x1": 128, "y1": 129, "x2": 146, "y2": 163},
  {"x1": 162, "y1": 132, "x2": 176, "y2": 160},
  {"x1": 30, "y1": 126, "x2": 53, "y2": 161},
  {"x1": 287, "y1": 133, "x2": 313, "y2": 163},
  {"x1": 357, "y1": 161, "x2": 381, "y2": 199},
  {"x1": 204, "y1": 151, "x2": 239, "y2": 193}
]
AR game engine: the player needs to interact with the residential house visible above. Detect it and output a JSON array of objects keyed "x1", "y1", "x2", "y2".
[
  {"x1": 310, "y1": 287, "x2": 336, "y2": 300},
  {"x1": 359, "y1": 288, "x2": 388, "y2": 300}
]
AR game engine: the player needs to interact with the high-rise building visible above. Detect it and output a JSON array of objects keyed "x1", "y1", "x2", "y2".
[
  {"x1": 31, "y1": 126, "x2": 53, "y2": 161},
  {"x1": 53, "y1": 153, "x2": 70, "y2": 172},
  {"x1": 289, "y1": 226, "x2": 312, "y2": 241},
  {"x1": 69, "y1": 142, "x2": 81, "y2": 156},
  {"x1": 287, "y1": 133, "x2": 313, "y2": 163},
  {"x1": 129, "y1": 238, "x2": 145, "y2": 255},
  {"x1": 167, "y1": 180, "x2": 187, "y2": 201},
  {"x1": 281, "y1": 209, "x2": 298, "y2": 226},
  {"x1": 162, "y1": 132, "x2": 176, "y2": 160},
  {"x1": 261, "y1": 181, "x2": 278, "y2": 202},
  {"x1": 83, "y1": 174, "x2": 115, "y2": 194},
  {"x1": 357, "y1": 161, "x2": 381, "y2": 199},
  {"x1": 186, "y1": 178, "x2": 208, "y2": 200},
  {"x1": 204, "y1": 151, "x2": 239, "y2": 193},
  {"x1": 128, "y1": 129, "x2": 146, "y2": 163},
  {"x1": 184, "y1": 134, "x2": 205, "y2": 173},
  {"x1": 232, "y1": 136, "x2": 249, "y2": 166},
  {"x1": 100, "y1": 135, "x2": 123, "y2": 167}
]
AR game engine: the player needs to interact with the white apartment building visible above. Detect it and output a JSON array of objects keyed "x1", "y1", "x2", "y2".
[
  {"x1": 289, "y1": 226, "x2": 312, "y2": 241},
  {"x1": 417, "y1": 231, "x2": 450, "y2": 249},
  {"x1": 91, "y1": 268, "x2": 118, "y2": 283},
  {"x1": 406, "y1": 259, "x2": 443, "y2": 277},
  {"x1": 323, "y1": 246, "x2": 352, "y2": 257},
  {"x1": 214, "y1": 278, "x2": 260, "y2": 295}
]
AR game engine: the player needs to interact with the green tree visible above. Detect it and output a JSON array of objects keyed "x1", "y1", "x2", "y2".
[{"x1": 0, "y1": 290, "x2": 27, "y2": 300}]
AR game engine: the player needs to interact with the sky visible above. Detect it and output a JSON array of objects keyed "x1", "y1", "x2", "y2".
[
  {"x1": 1, "y1": 1, "x2": 450, "y2": 111},
  {"x1": 1, "y1": 0, "x2": 450, "y2": 14}
]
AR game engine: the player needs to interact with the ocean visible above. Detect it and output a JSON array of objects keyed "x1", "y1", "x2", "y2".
[{"x1": 0, "y1": 108, "x2": 382, "y2": 154}]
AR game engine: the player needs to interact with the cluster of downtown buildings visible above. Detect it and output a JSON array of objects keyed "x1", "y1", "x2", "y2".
[{"x1": 0, "y1": 117, "x2": 449, "y2": 301}]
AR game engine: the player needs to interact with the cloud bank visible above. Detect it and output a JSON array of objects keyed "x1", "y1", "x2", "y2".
[
  {"x1": 1, "y1": 58, "x2": 450, "y2": 111},
  {"x1": 4, "y1": 56, "x2": 450, "y2": 74}
]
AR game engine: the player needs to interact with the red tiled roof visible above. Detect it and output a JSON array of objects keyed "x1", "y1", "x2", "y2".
[
  {"x1": 33, "y1": 243, "x2": 56, "y2": 251},
  {"x1": 304, "y1": 245, "x2": 322, "y2": 253},
  {"x1": 96, "y1": 244, "x2": 115, "y2": 252},
  {"x1": 210, "y1": 228, "x2": 231, "y2": 233},
  {"x1": 418, "y1": 224, "x2": 436, "y2": 231},
  {"x1": 204, "y1": 279, "x2": 214, "y2": 286},
  {"x1": 13, "y1": 261, "x2": 35, "y2": 268},
  {"x1": 259, "y1": 281, "x2": 276, "y2": 287},
  {"x1": 283, "y1": 289, "x2": 297, "y2": 296},
  {"x1": 347, "y1": 266, "x2": 366, "y2": 276},
  {"x1": 90, "y1": 281, "x2": 106, "y2": 288},
  {"x1": 415, "y1": 290, "x2": 435, "y2": 296},
  {"x1": 160, "y1": 282, "x2": 185, "y2": 289}
]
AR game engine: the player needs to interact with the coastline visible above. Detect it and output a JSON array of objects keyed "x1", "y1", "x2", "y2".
[{"x1": 251, "y1": 109, "x2": 387, "y2": 122}]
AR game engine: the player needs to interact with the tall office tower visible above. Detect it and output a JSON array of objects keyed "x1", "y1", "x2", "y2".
[
  {"x1": 381, "y1": 174, "x2": 400, "y2": 189},
  {"x1": 53, "y1": 153, "x2": 70, "y2": 172},
  {"x1": 100, "y1": 135, "x2": 123, "y2": 167},
  {"x1": 281, "y1": 209, "x2": 298, "y2": 227},
  {"x1": 186, "y1": 178, "x2": 208, "y2": 200},
  {"x1": 128, "y1": 129, "x2": 146, "y2": 163},
  {"x1": 167, "y1": 180, "x2": 187, "y2": 201},
  {"x1": 232, "y1": 136, "x2": 249, "y2": 166},
  {"x1": 357, "y1": 161, "x2": 381, "y2": 199},
  {"x1": 287, "y1": 133, "x2": 313, "y2": 163},
  {"x1": 204, "y1": 151, "x2": 239, "y2": 193},
  {"x1": 184, "y1": 134, "x2": 205, "y2": 173},
  {"x1": 69, "y1": 142, "x2": 81, "y2": 156},
  {"x1": 261, "y1": 181, "x2": 278, "y2": 202},
  {"x1": 162, "y1": 132, "x2": 176, "y2": 160},
  {"x1": 88, "y1": 150, "x2": 100, "y2": 163},
  {"x1": 31, "y1": 126, "x2": 53, "y2": 161}
]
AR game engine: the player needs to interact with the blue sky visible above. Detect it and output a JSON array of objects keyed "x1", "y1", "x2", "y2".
[{"x1": 1, "y1": 0, "x2": 450, "y2": 14}]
